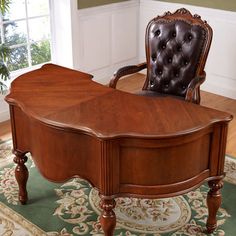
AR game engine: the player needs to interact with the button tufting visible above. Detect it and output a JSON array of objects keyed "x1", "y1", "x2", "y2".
[
  {"x1": 161, "y1": 44, "x2": 166, "y2": 49},
  {"x1": 158, "y1": 70, "x2": 163, "y2": 75},
  {"x1": 182, "y1": 85, "x2": 186, "y2": 89},
  {"x1": 184, "y1": 60, "x2": 189, "y2": 66},
  {"x1": 188, "y1": 34, "x2": 193, "y2": 40},
  {"x1": 168, "y1": 58, "x2": 172, "y2": 63},
  {"x1": 165, "y1": 83, "x2": 169, "y2": 88},
  {"x1": 175, "y1": 72, "x2": 179, "y2": 77},
  {"x1": 155, "y1": 29, "x2": 160, "y2": 36},
  {"x1": 177, "y1": 45, "x2": 182, "y2": 52},
  {"x1": 172, "y1": 32, "x2": 176, "y2": 37},
  {"x1": 150, "y1": 80, "x2": 154, "y2": 86}
]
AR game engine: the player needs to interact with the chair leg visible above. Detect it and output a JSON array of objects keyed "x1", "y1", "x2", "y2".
[
  {"x1": 100, "y1": 196, "x2": 116, "y2": 236},
  {"x1": 13, "y1": 150, "x2": 29, "y2": 205},
  {"x1": 206, "y1": 179, "x2": 223, "y2": 233}
]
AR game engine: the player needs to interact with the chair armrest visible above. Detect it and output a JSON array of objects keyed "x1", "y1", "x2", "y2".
[
  {"x1": 185, "y1": 71, "x2": 206, "y2": 104},
  {"x1": 109, "y1": 62, "x2": 147, "y2": 88}
]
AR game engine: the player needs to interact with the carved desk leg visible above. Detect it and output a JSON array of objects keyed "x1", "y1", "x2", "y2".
[
  {"x1": 206, "y1": 179, "x2": 223, "y2": 233},
  {"x1": 100, "y1": 196, "x2": 116, "y2": 236},
  {"x1": 13, "y1": 150, "x2": 29, "y2": 205}
]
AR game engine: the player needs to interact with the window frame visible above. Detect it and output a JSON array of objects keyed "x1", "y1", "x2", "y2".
[{"x1": 0, "y1": 0, "x2": 53, "y2": 80}]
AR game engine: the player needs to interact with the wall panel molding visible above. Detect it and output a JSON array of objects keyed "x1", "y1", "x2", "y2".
[{"x1": 73, "y1": 0, "x2": 139, "y2": 84}]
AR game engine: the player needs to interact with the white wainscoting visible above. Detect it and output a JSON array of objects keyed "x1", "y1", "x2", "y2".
[
  {"x1": 73, "y1": 0, "x2": 139, "y2": 84},
  {"x1": 139, "y1": 0, "x2": 236, "y2": 99}
]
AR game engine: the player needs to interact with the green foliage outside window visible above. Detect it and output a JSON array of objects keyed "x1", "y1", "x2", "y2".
[
  {"x1": 5, "y1": 30, "x2": 51, "y2": 72},
  {"x1": 31, "y1": 41, "x2": 51, "y2": 66}
]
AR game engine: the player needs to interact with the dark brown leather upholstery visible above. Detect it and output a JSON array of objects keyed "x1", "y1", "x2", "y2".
[
  {"x1": 109, "y1": 8, "x2": 213, "y2": 104},
  {"x1": 147, "y1": 20, "x2": 207, "y2": 97}
]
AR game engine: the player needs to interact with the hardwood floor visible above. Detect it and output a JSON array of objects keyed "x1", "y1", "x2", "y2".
[{"x1": 0, "y1": 73, "x2": 235, "y2": 157}]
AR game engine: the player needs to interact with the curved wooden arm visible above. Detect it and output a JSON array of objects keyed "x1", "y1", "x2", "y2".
[
  {"x1": 185, "y1": 71, "x2": 206, "y2": 104},
  {"x1": 109, "y1": 62, "x2": 147, "y2": 88}
]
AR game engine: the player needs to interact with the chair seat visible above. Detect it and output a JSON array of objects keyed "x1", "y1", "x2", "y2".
[{"x1": 135, "y1": 90, "x2": 185, "y2": 101}]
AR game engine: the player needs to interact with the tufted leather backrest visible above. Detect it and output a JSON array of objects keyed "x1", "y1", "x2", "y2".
[{"x1": 144, "y1": 8, "x2": 212, "y2": 98}]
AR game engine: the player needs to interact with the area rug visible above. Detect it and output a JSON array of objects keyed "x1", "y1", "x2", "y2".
[{"x1": 0, "y1": 140, "x2": 236, "y2": 235}]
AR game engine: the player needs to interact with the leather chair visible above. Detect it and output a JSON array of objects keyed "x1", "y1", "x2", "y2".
[{"x1": 109, "y1": 8, "x2": 213, "y2": 104}]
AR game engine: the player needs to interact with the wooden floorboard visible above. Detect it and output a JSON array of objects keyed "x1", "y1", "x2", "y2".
[{"x1": 0, "y1": 73, "x2": 235, "y2": 157}]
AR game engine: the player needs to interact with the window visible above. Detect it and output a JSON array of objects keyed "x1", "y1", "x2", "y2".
[{"x1": 0, "y1": 0, "x2": 52, "y2": 73}]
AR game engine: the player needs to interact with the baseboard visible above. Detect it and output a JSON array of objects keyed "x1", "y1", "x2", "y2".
[
  {"x1": 202, "y1": 74, "x2": 236, "y2": 99},
  {"x1": 90, "y1": 57, "x2": 140, "y2": 85},
  {"x1": 0, "y1": 109, "x2": 9, "y2": 122}
]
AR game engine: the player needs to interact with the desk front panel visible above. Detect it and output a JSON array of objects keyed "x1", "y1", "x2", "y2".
[{"x1": 114, "y1": 125, "x2": 226, "y2": 197}]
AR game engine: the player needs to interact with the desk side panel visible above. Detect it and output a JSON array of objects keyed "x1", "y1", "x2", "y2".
[
  {"x1": 10, "y1": 106, "x2": 102, "y2": 188},
  {"x1": 10, "y1": 105, "x2": 31, "y2": 153}
]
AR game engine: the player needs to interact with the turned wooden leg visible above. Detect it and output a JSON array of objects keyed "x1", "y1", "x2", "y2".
[
  {"x1": 100, "y1": 196, "x2": 116, "y2": 236},
  {"x1": 13, "y1": 151, "x2": 29, "y2": 205},
  {"x1": 206, "y1": 179, "x2": 223, "y2": 233}
]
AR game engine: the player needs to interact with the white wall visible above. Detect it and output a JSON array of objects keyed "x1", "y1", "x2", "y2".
[{"x1": 139, "y1": 0, "x2": 236, "y2": 99}]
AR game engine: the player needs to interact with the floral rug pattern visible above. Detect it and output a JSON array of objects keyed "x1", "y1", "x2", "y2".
[
  {"x1": 0, "y1": 141, "x2": 235, "y2": 235},
  {"x1": 224, "y1": 156, "x2": 236, "y2": 185},
  {"x1": 0, "y1": 140, "x2": 13, "y2": 168}
]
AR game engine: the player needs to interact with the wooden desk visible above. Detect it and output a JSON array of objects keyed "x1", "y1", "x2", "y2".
[{"x1": 5, "y1": 64, "x2": 232, "y2": 235}]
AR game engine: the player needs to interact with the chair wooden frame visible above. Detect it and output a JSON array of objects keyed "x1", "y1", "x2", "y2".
[{"x1": 109, "y1": 8, "x2": 213, "y2": 104}]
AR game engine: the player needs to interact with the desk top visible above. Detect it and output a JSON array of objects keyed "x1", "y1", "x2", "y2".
[{"x1": 5, "y1": 64, "x2": 232, "y2": 139}]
